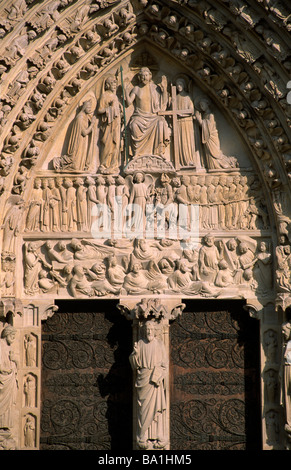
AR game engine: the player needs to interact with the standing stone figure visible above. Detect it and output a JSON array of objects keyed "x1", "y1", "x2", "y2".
[
  {"x1": 2, "y1": 198, "x2": 25, "y2": 253},
  {"x1": 125, "y1": 67, "x2": 170, "y2": 157},
  {"x1": 281, "y1": 322, "x2": 291, "y2": 435},
  {"x1": 0, "y1": 326, "x2": 18, "y2": 430},
  {"x1": 175, "y1": 78, "x2": 196, "y2": 167},
  {"x1": 98, "y1": 74, "x2": 122, "y2": 173},
  {"x1": 196, "y1": 98, "x2": 237, "y2": 170},
  {"x1": 129, "y1": 321, "x2": 168, "y2": 449},
  {"x1": 65, "y1": 100, "x2": 96, "y2": 171}
]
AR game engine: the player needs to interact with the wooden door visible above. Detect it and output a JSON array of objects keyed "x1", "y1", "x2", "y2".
[
  {"x1": 40, "y1": 300, "x2": 132, "y2": 450},
  {"x1": 170, "y1": 300, "x2": 261, "y2": 450}
]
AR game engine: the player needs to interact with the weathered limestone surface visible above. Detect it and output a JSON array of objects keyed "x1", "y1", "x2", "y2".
[{"x1": 0, "y1": 0, "x2": 290, "y2": 450}]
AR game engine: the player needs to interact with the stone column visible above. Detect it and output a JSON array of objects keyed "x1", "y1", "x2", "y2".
[
  {"x1": 118, "y1": 297, "x2": 185, "y2": 450},
  {"x1": 246, "y1": 298, "x2": 285, "y2": 450}
]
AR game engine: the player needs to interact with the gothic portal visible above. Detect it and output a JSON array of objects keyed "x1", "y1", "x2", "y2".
[{"x1": 0, "y1": 0, "x2": 290, "y2": 451}]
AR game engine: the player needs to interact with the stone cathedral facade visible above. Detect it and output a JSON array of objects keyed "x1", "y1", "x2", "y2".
[{"x1": 0, "y1": 0, "x2": 290, "y2": 451}]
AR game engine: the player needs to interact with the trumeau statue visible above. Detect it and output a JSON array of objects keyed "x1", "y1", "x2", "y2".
[{"x1": 129, "y1": 320, "x2": 168, "y2": 449}]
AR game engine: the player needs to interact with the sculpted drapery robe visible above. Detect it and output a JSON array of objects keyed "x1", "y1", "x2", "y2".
[
  {"x1": 66, "y1": 109, "x2": 95, "y2": 171},
  {"x1": 176, "y1": 93, "x2": 196, "y2": 167},
  {"x1": 0, "y1": 338, "x2": 17, "y2": 428},
  {"x1": 129, "y1": 82, "x2": 169, "y2": 157},
  {"x1": 129, "y1": 337, "x2": 168, "y2": 442},
  {"x1": 98, "y1": 90, "x2": 121, "y2": 171},
  {"x1": 201, "y1": 112, "x2": 235, "y2": 170}
]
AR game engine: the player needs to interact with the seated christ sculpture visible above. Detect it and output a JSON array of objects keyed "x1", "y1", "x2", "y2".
[{"x1": 125, "y1": 67, "x2": 170, "y2": 157}]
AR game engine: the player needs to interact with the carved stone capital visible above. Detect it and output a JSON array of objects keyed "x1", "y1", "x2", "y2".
[
  {"x1": 275, "y1": 294, "x2": 291, "y2": 314},
  {"x1": 244, "y1": 298, "x2": 264, "y2": 320},
  {"x1": 118, "y1": 298, "x2": 185, "y2": 322},
  {"x1": 0, "y1": 298, "x2": 23, "y2": 320}
]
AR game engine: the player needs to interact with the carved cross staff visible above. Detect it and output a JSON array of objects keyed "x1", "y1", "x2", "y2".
[
  {"x1": 120, "y1": 65, "x2": 129, "y2": 165},
  {"x1": 158, "y1": 84, "x2": 194, "y2": 170}
]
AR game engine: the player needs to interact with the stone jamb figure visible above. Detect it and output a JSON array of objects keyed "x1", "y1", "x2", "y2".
[
  {"x1": 0, "y1": 326, "x2": 18, "y2": 431},
  {"x1": 281, "y1": 321, "x2": 291, "y2": 443}
]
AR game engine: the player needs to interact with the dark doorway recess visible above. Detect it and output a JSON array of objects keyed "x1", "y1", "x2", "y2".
[
  {"x1": 40, "y1": 299, "x2": 133, "y2": 450},
  {"x1": 170, "y1": 299, "x2": 261, "y2": 450}
]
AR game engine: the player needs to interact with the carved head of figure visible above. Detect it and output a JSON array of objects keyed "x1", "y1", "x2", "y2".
[
  {"x1": 48, "y1": 178, "x2": 55, "y2": 189},
  {"x1": 115, "y1": 175, "x2": 125, "y2": 185},
  {"x1": 45, "y1": 240, "x2": 53, "y2": 251},
  {"x1": 176, "y1": 78, "x2": 186, "y2": 93},
  {"x1": 199, "y1": 98, "x2": 210, "y2": 113},
  {"x1": 72, "y1": 264, "x2": 84, "y2": 277},
  {"x1": 133, "y1": 171, "x2": 145, "y2": 183},
  {"x1": 85, "y1": 176, "x2": 95, "y2": 186},
  {"x1": 204, "y1": 234, "x2": 214, "y2": 247},
  {"x1": 259, "y1": 241, "x2": 267, "y2": 252},
  {"x1": 64, "y1": 178, "x2": 73, "y2": 188},
  {"x1": 82, "y1": 99, "x2": 93, "y2": 114},
  {"x1": 239, "y1": 242, "x2": 248, "y2": 254},
  {"x1": 177, "y1": 259, "x2": 189, "y2": 273},
  {"x1": 96, "y1": 175, "x2": 106, "y2": 185},
  {"x1": 282, "y1": 322, "x2": 291, "y2": 343},
  {"x1": 57, "y1": 241, "x2": 66, "y2": 252},
  {"x1": 34, "y1": 178, "x2": 41, "y2": 189},
  {"x1": 104, "y1": 75, "x2": 117, "y2": 92},
  {"x1": 55, "y1": 177, "x2": 63, "y2": 188},
  {"x1": 181, "y1": 175, "x2": 190, "y2": 186},
  {"x1": 144, "y1": 320, "x2": 156, "y2": 343},
  {"x1": 138, "y1": 67, "x2": 152, "y2": 85},
  {"x1": 132, "y1": 262, "x2": 142, "y2": 274},
  {"x1": 1, "y1": 325, "x2": 16, "y2": 345},
  {"x1": 71, "y1": 239, "x2": 82, "y2": 252},
  {"x1": 227, "y1": 238, "x2": 237, "y2": 251}
]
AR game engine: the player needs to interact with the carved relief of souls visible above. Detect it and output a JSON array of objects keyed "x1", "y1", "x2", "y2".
[
  {"x1": 129, "y1": 321, "x2": 168, "y2": 449},
  {"x1": 20, "y1": 232, "x2": 274, "y2": 299},
  {"x1": 0, "y1": 326, "x2": 18, "y2": 430}
]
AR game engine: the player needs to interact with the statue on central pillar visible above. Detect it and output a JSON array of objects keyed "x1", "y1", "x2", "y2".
[
  {"x1": 129, "y1": 320, "x2": 168, "y2": 450},
  {"x1": 125, "y1": 67, "x2": 170, "y2": 157}
]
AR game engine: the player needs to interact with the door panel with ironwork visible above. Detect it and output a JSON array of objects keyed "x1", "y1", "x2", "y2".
[
  {"x1": 40, "y1": 300, "x2": 132, "y2": 450},
  {"x1": 170, "y1": 300, "x2": 261, "y2": 450}
]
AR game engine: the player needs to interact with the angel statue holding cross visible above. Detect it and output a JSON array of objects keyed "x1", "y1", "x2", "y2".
[{"x1": 125, "y1": 67, "x2": 170, "y2": 158}]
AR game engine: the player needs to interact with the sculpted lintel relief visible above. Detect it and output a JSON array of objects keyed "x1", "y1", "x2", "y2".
[{"x1": 20, "y1": 235, "x2": 273, "y2": 299}]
